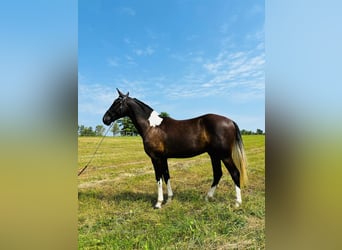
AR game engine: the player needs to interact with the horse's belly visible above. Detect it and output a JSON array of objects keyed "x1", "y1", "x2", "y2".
[
  {"x1": 144, "y1": 128, "x2": 209, "y2": 158},
  {"x1": 165, "y1": 142, "x2": 207, "y2": 158},
  {"x1": 167, "y1": 150, "x2": 206, "y2": 158}
]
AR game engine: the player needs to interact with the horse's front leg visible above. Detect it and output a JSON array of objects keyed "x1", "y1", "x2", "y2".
[
  {"x1": 152, "y1": 158, "x2": 164, "y2": 209},
  {"x1": 162, "y1": 159, "x2": 173, "y2": 203}
]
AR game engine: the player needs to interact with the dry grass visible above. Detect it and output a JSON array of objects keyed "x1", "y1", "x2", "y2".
[{"x1": 78, "y1": 135, "x2": 264, "y2": 249}]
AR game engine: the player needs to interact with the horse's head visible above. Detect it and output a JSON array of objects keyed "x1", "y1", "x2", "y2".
[{"x1": 103, "y1": 89, "x2": 130, "y2": 125}]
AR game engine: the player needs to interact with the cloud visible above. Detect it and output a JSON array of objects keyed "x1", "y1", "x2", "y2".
[
  {"x1": 107, "y1": 57, "x2": 119, "y2": 67},
  {"x1": 123, "y1": 38, "x2": 156, "y2": 58},
  {"x1": 78, "y1": 75, "x2": 168, "y2": 126},
  {"x1": 169, "y1": 50, "x2": 204, "y2": 63},
  {"x1": 121, "y1": 7, "x2": 136, "y2": 16},
  {"x1": 80, "y1": 38, "x2": 264, "y2": 114},
  {"x1": 125, "y1": 55, "x2": 137, "y2": 65},
  {"x1": 102, "y1": 40, "x2": 264, "y2": 102},
  {"x1": 249, "y1": 3, "x2": 264, "y2": 15},
  {"x1": 78, "y1": 83, "x2": 115, "y2": 115},
  {"x1": 123, "y1": 37, "x2": 132, "y2": 44},
  {"x1": 186, "y1": 34, "x2": 199, "y2": 41},
  {"x1": 205, "y1": 51, "x2": 263, "y2": 76},
  {"x1": 219, "y1": 15, "x2": 238, "y2": 34},
  {"x1": 134, "y1": 46, "x2": 155, "y2": 56},
  {"x1": 145, "y1": 28, "x2": 160, "y2": 40},
  {"x1": 165, "y1": 47, "x2": 264, "y2": 100}
]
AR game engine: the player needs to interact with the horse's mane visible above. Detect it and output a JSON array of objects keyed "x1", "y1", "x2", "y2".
[{"x1": 132, "y1": 98, "x2": 153, "y2": 115}]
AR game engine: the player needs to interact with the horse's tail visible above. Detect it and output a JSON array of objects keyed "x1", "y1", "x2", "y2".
[{"x1": 231, "y1": 121, "x2": 248, "y2": 186}]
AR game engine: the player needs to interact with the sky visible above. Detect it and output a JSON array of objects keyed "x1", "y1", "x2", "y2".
[{"x1": 79, "y1": 0, "x2": 265, "y2": 132}]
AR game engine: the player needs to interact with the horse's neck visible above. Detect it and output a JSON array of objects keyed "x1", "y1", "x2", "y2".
[{"x1": 128, "y1": 101, "x2": 153, "y2": 137}]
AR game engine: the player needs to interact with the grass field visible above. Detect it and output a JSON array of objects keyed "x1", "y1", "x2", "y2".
[{"x1": 78, "y1": 135, "x2": 265, "y2": 249}]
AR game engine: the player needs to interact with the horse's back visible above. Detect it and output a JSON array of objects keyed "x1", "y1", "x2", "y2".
[
  {"x1": 200, "y1": 114, "x2": 236, "y2": 153},
  {"x1": 201, "y1": 114, "x2": 235, "y2": 132},
  {"x1": 159, "y1": 114, "x2": 236, "y2": 156},
  {"x1": 165, "y1": 113, "x2": 232, "y2": 125},
  {"x1": 163, "y1": 114, "x2": 235, "y2": 137}
]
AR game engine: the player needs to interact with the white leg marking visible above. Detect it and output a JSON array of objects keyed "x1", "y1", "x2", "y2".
[
  {"x1": 235, "y1": 185, "x2": 242, "y2": 207},
  {"x1": 155, "y1": 178, "x2": 163, "y2": 208},
  {"x1": 166, "y1": 180, "x2": 173, "y2": 202},
  {"x1": 206, "y1": 185, "x2": 217, "y2": 201}
]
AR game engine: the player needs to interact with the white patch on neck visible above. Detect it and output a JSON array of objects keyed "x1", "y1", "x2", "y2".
[{"x1": 148, "y1": 110, "x2": 163, "y2": 127}]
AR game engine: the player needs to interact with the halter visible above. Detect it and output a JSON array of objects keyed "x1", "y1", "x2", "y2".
[{"x1": 106, "y1": 96, "x2": 126, "y2": 118}]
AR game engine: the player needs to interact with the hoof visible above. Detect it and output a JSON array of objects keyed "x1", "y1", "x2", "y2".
[
  {"x1": 205, "y1": 196, "x2": 215, "y2": 202},
  {"x1": 235, "y1": 201, "x2": 242, "y2": 208},
  {"x1": 166, "y1": 196, "x2": 173, "y2": 204},
  {"x1": 154, "y1": 201, "x2": 163, "y2": 209}
]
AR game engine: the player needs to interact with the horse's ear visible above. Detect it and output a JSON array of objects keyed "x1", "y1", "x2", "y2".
[
  {"x1": 117, "y1": 88, "x2": 129, "y2": 98},
  {"x1": 116, "y1": 88, "x2": 124, "y2": 97}
]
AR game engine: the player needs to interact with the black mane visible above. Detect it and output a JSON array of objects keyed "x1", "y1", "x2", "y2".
[{"x1": 132, "y1": 98, "x2": 153, "y2": 117}]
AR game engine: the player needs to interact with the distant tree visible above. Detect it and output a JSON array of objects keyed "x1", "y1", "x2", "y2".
[
  {"x1": 78, "y1": 125, "x2": 85, "y2": 136},
  {"x1": 241, "y1": 129, "x2": 252, "y2": 135},
  {"x1": 118, "y1": 117, "x2": 138, "y2": 136},
  {"x1": 87, "y1": 126, "x2": 96, "y2": 136},
  {"x1": 111, "y1": 122, "x2": 120, "y2": 136},
  {"x1": 78, "y1": 124, "x2": 96, "y2": 136},
  {"x1": 256, "y1": 128, "x2": 264, "y2": 135},
  {"x1": 159, "y1": 112, "x2": 170, "y2": 118},
  {"x1": 95, "y1": 125, "x2": 105, "y2": 136},
  {"x1": 240, "y1": 128, "x2": 264, "y2": 135},
  {"x1": 86, "y1": 127, "x2": 96, "y2": 136}
]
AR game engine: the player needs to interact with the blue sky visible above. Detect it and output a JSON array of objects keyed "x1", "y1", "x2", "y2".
[{"x1": 79, "y1": 0, "x2": 264, "y2": 131}]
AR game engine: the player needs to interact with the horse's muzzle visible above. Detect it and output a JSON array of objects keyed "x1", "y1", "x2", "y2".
[{"x1": 102, "y1": 114, "x2": 112, "y2": 126}]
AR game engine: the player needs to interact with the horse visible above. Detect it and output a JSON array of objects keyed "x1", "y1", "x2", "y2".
[{"x1": 103, "y1": 89, "x2": 248, "y2": 209}]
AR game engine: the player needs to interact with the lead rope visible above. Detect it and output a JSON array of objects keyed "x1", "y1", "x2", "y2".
[{"x1": 78, "y1": 123, "x2": 113, "y2": 176}]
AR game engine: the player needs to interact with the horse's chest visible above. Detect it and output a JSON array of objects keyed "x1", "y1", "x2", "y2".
[{"x1": 143, "y1": 133, "x2": 165, "y2": 156}]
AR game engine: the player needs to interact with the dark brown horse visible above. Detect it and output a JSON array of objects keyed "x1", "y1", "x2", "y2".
[{"x1": 103, "y1": 89, "x2": 247, "y2": 208}]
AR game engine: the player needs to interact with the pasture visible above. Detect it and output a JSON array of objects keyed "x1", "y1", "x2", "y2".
[{"x1": 78, "y1": 135, "x2": 264, "y2": 249}]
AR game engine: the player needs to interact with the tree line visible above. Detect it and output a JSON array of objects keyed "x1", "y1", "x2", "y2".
[
  {"x1": 78, "y1": 112, "x2": 170, "y2": 137},
  {"x1": 78, "y1": 112, "x2": 264, "y2": 136},
  {"x1": 241, "y1": 128, "x2": 264, "y2": 135},
  {"x1": 78, "y1": 122, "x2": 124, "y2": 137}
]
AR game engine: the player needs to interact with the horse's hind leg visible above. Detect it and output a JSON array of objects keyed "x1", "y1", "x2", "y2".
[
  {"x1": 223, "y1": 157, "x2": 242, "y2": 207},
  {"x1": 206, "y1": 154, "x2": 222, "y2": 201}
]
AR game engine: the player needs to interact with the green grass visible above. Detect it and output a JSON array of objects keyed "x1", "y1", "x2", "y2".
[{"x1": 78, "y1": 135, "x2": 265, "y2": 249}]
